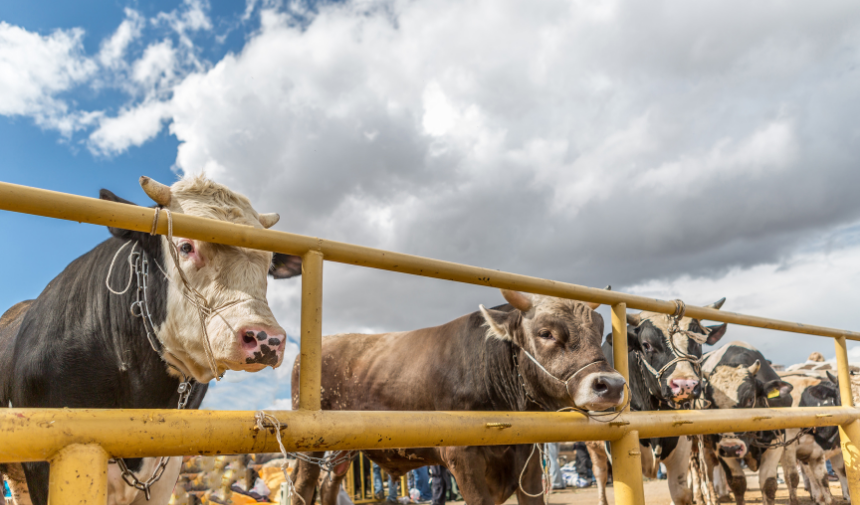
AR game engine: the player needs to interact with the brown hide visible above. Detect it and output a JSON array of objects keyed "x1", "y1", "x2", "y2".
[{"x1": 290, "y1": 298, "x2": 621, "y2": 505}]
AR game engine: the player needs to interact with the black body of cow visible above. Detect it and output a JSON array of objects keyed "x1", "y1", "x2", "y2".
[{"x1": 0, "y1": 191, "x2": 208, "y2": 504}]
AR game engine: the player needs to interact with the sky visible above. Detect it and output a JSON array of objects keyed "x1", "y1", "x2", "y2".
[{"x1": 2, "y1": 0, "x2": 860, "y2": 410}]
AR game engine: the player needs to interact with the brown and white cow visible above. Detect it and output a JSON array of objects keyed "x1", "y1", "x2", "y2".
[
  {"x1": 290, "y1": 289, "x2": 626, "y2": 505},
  {"x1": 700, "y1": 342, "x2": 794, "y2": 505},
  {"x1": 779, "y1": 373, "x2": 841, "y2": 505},
  {"x1": 0, "y1": 175, "x2": 302, "y2": 505}
]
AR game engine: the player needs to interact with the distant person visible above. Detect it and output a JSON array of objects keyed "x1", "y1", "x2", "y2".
[
  {"x1": 573, "y1": 442, "x2": 593, "y2": 488},
  {"x1": 429, "y1": 465, "x2": 448, "y2": 505},
  {"x1": 544, "y1": 443, "x2": 565, "y2": 490},
  {"x1": 372, "y1": 462, "x2": 400, "y2": 502},
  {"x1": 411, "y1": 466, "x2": 432, "y2": 502}
]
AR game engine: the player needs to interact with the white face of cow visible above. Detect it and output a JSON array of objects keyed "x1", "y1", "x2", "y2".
[
  {"x1": 629, "y1": 307, "x2": 727, "y2": 403},
  {"x1": 142, "y1": 175, "x2": 290, "y2": 382}
]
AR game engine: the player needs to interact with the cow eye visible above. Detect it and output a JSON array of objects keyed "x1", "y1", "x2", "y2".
[
  {"x1": 179, "y1": 242, "x2": 194, "y2": 255},
  {"x1": 642, "y1": 342, "x2": 653, "y2": 352},
  {"x1": 538, "y1": 330, "x2": 554, "y2": 340}
]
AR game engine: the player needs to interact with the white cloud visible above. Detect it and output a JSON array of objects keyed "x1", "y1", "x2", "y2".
[
  {"x1": 0, "y1": 22, "x2": 96, "y2": 134},
  {"x1": 132, "y1": 39, "x2": 177, "y2": 89},
  {"x1": 622, "y1": 238, "x2": 860, "y2": 366},
  {"x1": 98, "y1": 9, "x2": 145, "y2": 69},
  {"x1": 88, "y1": 100, "x2": 171, "y2": 155}
]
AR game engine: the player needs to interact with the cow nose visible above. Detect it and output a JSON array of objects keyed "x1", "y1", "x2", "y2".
[
  {"x1": 593, "y1": 374, "x2": 625, "y2": 399},
  {"x1": 718, "y1": 443, "x2": 745, "y2": 458},
  {"x1": 238, "y1": 327, "x2": 286, "y2": 367},
  {"x1": 668, "y1": 379, "x2": 699, "y2": 400}
]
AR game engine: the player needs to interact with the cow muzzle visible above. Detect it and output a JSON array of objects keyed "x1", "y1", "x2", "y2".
[
  {"x1": 668, "y1": 378, "x2": 701, "y2": 401},
  {"x1": 717, "y1": 436, "x2": 748, "y2": 458},
  {"x1": 237, "y1": 325, "x2": 287, "y2": 369},
  {"x1": 575, "y1": 371, "x2": 627, "y2": 411}
]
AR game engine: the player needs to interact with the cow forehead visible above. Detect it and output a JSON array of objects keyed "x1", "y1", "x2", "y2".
[
  {"x1": 639, "y1": 312, "x2": 699, "y2": 333},
  {"x1": 529, "y1": 296, "x2": 599, "y2": 327},
  {"x1": 168, "y1": 175, "x2": 266, "y2": 228},
  {"x1": 707, "y1": 364, "x2": 754, "y2": 408}
]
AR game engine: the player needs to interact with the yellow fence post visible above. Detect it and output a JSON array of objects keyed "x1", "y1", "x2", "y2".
[
  {"x1": 834, "y1": 336, "x2": 860, "y2": 500},
  {"x1": 48, "y1": 443, "x2": 109, "y2": 505},
  {"x1": 299, "y1": 250, "x2": 324, "y2": 411},
  {"x1": 609, "y1": 303, "x2": 645, "y2": 505}
]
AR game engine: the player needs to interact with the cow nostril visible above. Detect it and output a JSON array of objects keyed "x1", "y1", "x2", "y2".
[
  {"x1": 593, "y1": 379, "x2": 608, "y2": 394},
  {"x1": 243, "y1": 331, "x2": 256, "y2": 345}
]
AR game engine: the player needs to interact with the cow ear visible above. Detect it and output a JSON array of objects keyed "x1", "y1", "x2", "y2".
[
  {"x1": 704, "y1": 323, "x2": 727, "y2": 346},
  {"x1": 762, "y1": 379, "x2": 793, "y2": 400},
  {"x1": 826, "y1": 370, "x2": 839, "y2": 385},
  {"x1": 99, "y1": 189, "x2": 151, "y2": 243},
  {"x1": 625, "y1": 325, "x2": 642, "y2": 352},
  {"x1": 269, "y1": 253, "x2": 302, "y2": 279},
  {"x1": 479, "y1": 305, "x2": 516, "y2": 341}
]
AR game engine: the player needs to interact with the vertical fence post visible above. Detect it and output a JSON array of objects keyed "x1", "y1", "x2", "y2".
[
  {"x1": 609, "y1": 303, "x2": 645, "y2": 505},
  {"x1": 48, "y1": 443, "x2": 109, "y2": 505},
  {"x1": 834, "y1": 336, "x2": 860, "y2": 500},
  {"x1": 299, "y1": 250, "x2": 324, "y2": 411}
]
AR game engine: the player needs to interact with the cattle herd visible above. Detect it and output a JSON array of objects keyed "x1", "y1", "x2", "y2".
[{"x1": 0, "y1": 175, "x2": 854, "y2": 505}]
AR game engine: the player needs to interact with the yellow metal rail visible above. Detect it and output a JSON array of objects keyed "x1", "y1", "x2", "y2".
[{"x1": 1, "y1": 180, "x2": 859, "y2": 504}]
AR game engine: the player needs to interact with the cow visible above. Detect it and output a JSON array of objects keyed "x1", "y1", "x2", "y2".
[
  {"x1": 699, "y1": 341, "x2": 794, "y2": 505},
  {"x1": 289, "y1": 289, "x2": 627, "y2": 505},
  {"x1": 585, "y1": 300, "x2": 728, "y2": 505},
  {"x1": 0, "y1": 175, "x2": 303, "y2": 505},
  {"x1": 779, "y1": 373, "x2": 841, "y2": 505}
]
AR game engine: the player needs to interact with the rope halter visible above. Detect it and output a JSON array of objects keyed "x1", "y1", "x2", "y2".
[{"x1": 635, "y1": 299, "x2": 706, "y2": 392}]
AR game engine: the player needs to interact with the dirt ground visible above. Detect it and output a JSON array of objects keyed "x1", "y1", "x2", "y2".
[{"x1": 447, "y1": 468, "x2": 847, "y2": 505}]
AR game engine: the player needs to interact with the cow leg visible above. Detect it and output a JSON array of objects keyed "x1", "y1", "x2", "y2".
[
  {"x1": 661, "y1": 436, "x2": 692, "y2": 505},
  {"x1": 319, "y1": 471, "x2": 349, "y2": 505},
  {"x1": 586, "y1": 442, "x2": 610, "y2": 505},
  {"x1": 292, "y1": 453, "x2": 325, "y2": 505},
  {"x1": 127, "y1": 457, "x2": 182, "y2": 505},
  {"x1": 513, "y1": 445, "x2": 545, "y2": 505},
  {"x1": 829, "y1": 452, "x2": 850, "y2": 501},
  {"x1": 2, "y1": 463, "x2": 33, "y2": 505},
  {"x1": 757, "y1": 447, "x2": 783, "y2": 505},
  {"x1": 444, "y1": 447, "x2": 496, "y2": 505},
  {"x1": 799, "y1": 444, "x2": 832, "y2": 505},
  {"x1": 720, "y1": 458, "x2": 746, "y2": 505},
  {"x1": 713, "y1": 464, "x2": 731, "y2": 502},
  {"x1": 781, "y1": 436, "x2": 801, "y2": 505}
]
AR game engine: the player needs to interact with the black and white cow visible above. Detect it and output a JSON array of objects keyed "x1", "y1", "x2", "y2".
[
  {"x1": 700, "y1": 342, "x2": 794, "y2": 505},
  {"x1": 780, "y1": 373, "x2": 842, "y2": 505},
  {"x1": 0, "y1": 175, "x2": 302, "y2": 505},
  {"x1": 586, "y1": 300, "x2": 728, "y2": 505}
]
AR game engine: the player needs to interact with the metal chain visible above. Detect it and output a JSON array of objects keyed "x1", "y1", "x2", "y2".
[{"x1": 106, "y1": 240, "x2": 196, "y2": 501}]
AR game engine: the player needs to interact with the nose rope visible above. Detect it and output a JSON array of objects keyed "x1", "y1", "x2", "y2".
[
  {"x1": 153, "y1": 208, "x2": 262, "y2": 381},
  {"x1": 512, "y1": 347, "x2": 631, "y2": 422}
]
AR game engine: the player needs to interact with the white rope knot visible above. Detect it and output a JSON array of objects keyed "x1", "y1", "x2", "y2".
[{"x1": 255, "y1": 412, "x2": 305, "y2": 505}]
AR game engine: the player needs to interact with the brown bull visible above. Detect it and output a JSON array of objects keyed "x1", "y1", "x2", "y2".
[{"x1": 290, "y1": 289, "x2": 626, "y2": 505}]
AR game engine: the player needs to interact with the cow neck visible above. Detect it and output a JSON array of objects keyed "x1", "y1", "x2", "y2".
[{"x1": 104, "y1": 237, "x2": 196, "y2": 410}]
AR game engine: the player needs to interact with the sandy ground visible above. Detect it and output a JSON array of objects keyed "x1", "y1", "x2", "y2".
[{"x1": 444, "y1": 468, "x2": 848, "y2": 505}]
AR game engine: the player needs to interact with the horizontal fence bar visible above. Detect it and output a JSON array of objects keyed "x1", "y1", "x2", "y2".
[
  {"x1": 0, "y1": 407, "x2": 856, "y2": 463},
  {"x1": 2, "y1": 181, "x2": 859, "y2": 341}
]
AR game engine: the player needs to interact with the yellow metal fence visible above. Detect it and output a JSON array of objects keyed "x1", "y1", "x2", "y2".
[{"x1": 0, "y1": 180, "x2": 859, "y2": 505}]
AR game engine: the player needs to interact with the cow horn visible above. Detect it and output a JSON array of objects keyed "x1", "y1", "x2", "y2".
[
  {"x1": 585, "y1": 285, "x2": 611, "y2": 310},
  {"x1": 707, "y1": 297, "x2": 727, "y2": 310},
  {"x1": 258, "y1": 213, "x2": 280, "y2": 229},
  {"x1": 748, "y1": 359, "x2": 761, "y2": 376},
  {"x1": 501, "y1": 289, "x2": 532, "y2": 312},
  {"x1": 139, "y1": 176, "x2": 172, "y2": 206},
  {"x1": 627, "y1": 312, "x2": 641, "y2": 326}
]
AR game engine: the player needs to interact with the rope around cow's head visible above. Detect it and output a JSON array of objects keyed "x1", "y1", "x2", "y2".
[{"x1": 634, "y1": 299, "x2": 709, "y2": 409}]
